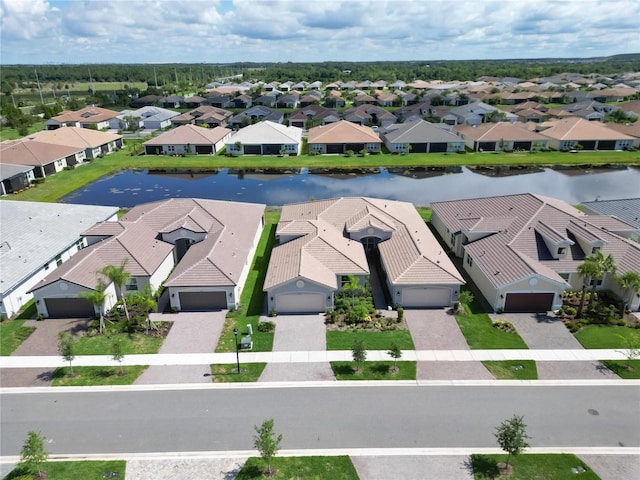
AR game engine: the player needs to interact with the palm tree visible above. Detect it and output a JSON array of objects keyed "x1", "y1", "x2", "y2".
[
  {"x1": 576, "y1": 259, "x2": 601, "y2": 318},
  {"x1": 100, "y1": 260, "x2": 131, "y2": 322},
  {"x1": 587, "y1": 251, "x2": 617, "y2": 309},
  {"x1": 79, "y1": 280, "x2": 108, "y2": 334},
  {"x1": 129, "y1": 285, "x2": 158, "y2": 334},
  {"x1": 617, "y1": 271, "x2": 640, "y2": 313}
]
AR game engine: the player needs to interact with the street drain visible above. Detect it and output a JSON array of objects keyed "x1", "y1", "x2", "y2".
[{"x1": 588, "y1": 409, "x2": 599, "y2": 416}]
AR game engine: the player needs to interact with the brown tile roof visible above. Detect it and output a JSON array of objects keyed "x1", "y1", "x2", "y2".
[
  {"x1": 144, "y1": 125, "x2": 231, "y2": 146},
  {"x1": 538, "y1": 117, "x2": 634, "y2": 141},
  {"x1": 29, "y1": 127, "x2": 122, "y2": 149},
  {"x1": 431, "y1": 193, "x2": 640, "y2": 288},
  {"x1": 308, "y1": 120, "x2": 381, "y2": 144},
  {"x1": 50, "y1": 106, "x2": 120, "y2": 124},
  {"x1": 454, "y1": 122, "x2": 549, "y2": 142},
  {"x1": 0, "y1": 139, "x2": 81, "y2": 167}
]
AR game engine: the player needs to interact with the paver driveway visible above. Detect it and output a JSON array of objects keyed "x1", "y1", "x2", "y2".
[
  {"x1": 489, "y1": 312, "x2": 582, "y2": 349},
  {"x1": 405, "y1": 309, "x2": 469, "y2": 350}
]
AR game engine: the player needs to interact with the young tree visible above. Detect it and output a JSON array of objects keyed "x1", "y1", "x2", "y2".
[
  {"x1": 616, "y1": 332, "x2": 640, "y2": 370},
  {"x1": 352, "y1": 338, "x2": 367, "y2": 373},
  {"x1": 576, "y1": 259, "x2": 602, "y2": 318},
  {"x1": 111, "y1": 338, "x2": 125, "y2": 375},
  {"x1": 387, "y1": 342, "x2": 402, "y2": 372},
  {"x1": 494, "y1": 414, "x2": 530, "y2": 469},
  {"x1": 253, "y1": 418, "x2": 282, "y2": 476},
  {"x1": 58, "y1": 331, "x2": 76, "y2": 375},
  {"x1": 342, "y1": 275, "x2": 365, "y2": 309},
  {"x1": 19, "y1": 431, "x2": 49, "y2": 479},
  {"x1": 457, "y1": 290, "x2": 474, "y2": 314},
  {"x1": 79, "y1": 280, "x2": 108, "y2": 333},
  {"x1": 101, "y1": 260, "x2": 131, "y2": 322}
]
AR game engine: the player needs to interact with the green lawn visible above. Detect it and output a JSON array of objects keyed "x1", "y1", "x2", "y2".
[
  {"x1": 216, "y1": 211, "x2": 279, "y2": 353},
  {"x1": 482, "y1": 360, "x2": 538, "y2": 380},
  {"x1": 73, "y1": 331, "x2": 164, "y2": 355},
  {"x1": 0, "y1": 121, "x2": 44, "y2": 141},
  {"x1": 236, "y1": 456, "x2": 359, "y2": 479},
  {"x1": 455, "y1": 313, "x2": 528, "y2": 349},
  {"x1": 3, "y1": 460, "x2": 126, "y2": 480},
  {"x1": 330, "y1": 361, "x2": 416, "y2": 380},
  {"x1": 0, "y1": 320, "x2": 36, "y2": 356},
  {"x1": 574, "y1": 325, "x2": 639, "y2": 349},
  {"x1": 15, "y1": 299, "x2": 38, "y2": 320},
  {"x1": 471, "y1": 453, "x2": 600, "y2": 480},
  {"x1": 600, "y1": 360, "x2": 640, "y2": 379},
  {"x1": 210, "y1": 363, "x2": 266, "y2": 382},
  {"x1": 5, "y1": 147, "x2": 640, "y2": 204},
  {"x1": 51, "y1": 366, "x2": 147, "y2": 386},
  {"x1": 326, "y1": 330, "x2": 414, "y2": 350},
  {"x1": 416, "y1": 206, "x2": 432, "y2": 222}
]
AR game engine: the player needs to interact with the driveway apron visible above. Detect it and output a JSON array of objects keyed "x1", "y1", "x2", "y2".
[
  {"x1": 352, "y1": 455, "x2": 474, "y2": 480},
  {"x1": 489, "y1": 313, "x2": 583, "y2": 349}
]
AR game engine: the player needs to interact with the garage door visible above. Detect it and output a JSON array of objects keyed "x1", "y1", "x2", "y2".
[
  {"x1": 504, "y1": 293, "x2": 554, "y2": 313},
  {"x1": 276, "y1": 293, "x2": 325, "y2": 314},
  {"x1": 179, "y1": 291, "x2": 227, "y2": 311},
  {"x1": 402, "y1": 287, "x2": 452, "y2": 308},
  {"x1": 45, "y1": 298, "x2": 94, "y2": 318}
]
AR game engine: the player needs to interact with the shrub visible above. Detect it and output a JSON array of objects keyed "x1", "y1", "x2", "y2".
[
  {"x1": 257, "y1": 321, "x2": 275, "y2": 333},
  {"x1": 495, "y1": 307, "x2": 504, "y2": 314},
  {"x1": 396, "y1": 306, "x2": 404, "y2": 322},
  {"x1": 561, "y1": 305, "x2": 577, "y2": 316},
  {"x1": 493, "y1": 319, "x2": 516, "y2": 333}
]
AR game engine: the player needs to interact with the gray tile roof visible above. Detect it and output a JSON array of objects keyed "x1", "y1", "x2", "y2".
[
  {"x1": 1, "y1": 201, "x2": 118, "y2": 295},
  {"x1": 582, "y1": 198, "x2": 640, "y2": 229},
  {"x1": 381, "y1": 120, "x2": 463, "y2": 143},
  {"x1": 0, "y1": 163, "x2": 34, "y2": 180}
]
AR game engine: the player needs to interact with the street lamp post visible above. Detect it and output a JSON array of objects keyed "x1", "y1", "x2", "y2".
[{"x1": 233, "y1": 327, "x2": 240, "y2": 374}]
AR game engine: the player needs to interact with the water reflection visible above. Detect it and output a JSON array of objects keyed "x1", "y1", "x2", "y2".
[
  {"x1": 468, "y1": 165, "x2": 544, "y2": 177},
  {"x1": 61, "y1": 165, "x2": 640, "y2": 208}
]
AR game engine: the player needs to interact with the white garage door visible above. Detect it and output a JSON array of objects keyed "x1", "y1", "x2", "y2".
[
  {"x1": 402, "y1": 287, "x2": 452, "y2": 308},
  {"x1": 276, "y1": 293, "x2": 325, "y2": 314}
]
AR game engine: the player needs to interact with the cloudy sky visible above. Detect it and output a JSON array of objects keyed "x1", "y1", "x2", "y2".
[{"x1": 1, "y1": 0, "x2": 638, "y2": 65}]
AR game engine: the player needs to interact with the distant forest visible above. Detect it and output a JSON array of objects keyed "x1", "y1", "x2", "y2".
[{"x1": 2, "y1": 54, "x2": 639, "y2": 90}]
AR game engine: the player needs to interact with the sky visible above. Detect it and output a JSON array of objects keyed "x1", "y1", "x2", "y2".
[{"x1": 1, "y1": 0, "x2": 639, "y2": 65}]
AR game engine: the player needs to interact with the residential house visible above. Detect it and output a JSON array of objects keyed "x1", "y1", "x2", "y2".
[
  {"x1": 182, "y1": 96, "x2": 207, "y2": 108},
  {"x1": 0, "y1": 139, "x2": 83, "y2": 177},
  {"x1": 343, "y1": 105, "x2": 397, "y2": 128},
  {"x1": 307, "y1": 120, "x2": 382, "y2": 154},
  {"x1": 430, "y1": 193, "x2": 640, "y2": 313},
  {"x1": 45, "y1": 106, "x2": 120, "y2": 130},
  {"x1": 30, "y1": 127, "x2": 123, "y2": 159},
  {"x1": 299, "y1": 95, "x2": 321, "y2": 107},
  {"x1": 230, "y1": 94, "x2": 253, "y2": 109},
  {"x1": 130, "y1": 95, "x2": 162, "y2": 108},
  {"x1": 381, "y1": 119, "x2": 465, "y2": 153},
  {"x1": 536, "y1": 117, "x2": 635, "y2": 150},
  {"x1": 354, "y1": 93, "x2": 377, "y2": 106},
  {"x1": 376, "y1": 92, "x2": 399, "y2": 107},
  {"x1": 170, "y1": 106, "x2": 233, "y2": 128},
  {"x1": 30, "y1": 199, "x2": 265, "y2": 317},
  {"x1": 442, "y1": 101, "x2": 517, "y2": 126},
  {"x1": 228, "y1": 106, "x2": 284, "y2": 128},
  {"x1": 254, "y1": 95, "x2": 277, "y2": 107},
  {"x1": 225, "y1": 121, "x2": 302, "y2": 155},
  {"x1": 288, "y1": 105, "x2": 340, "y2": 129},
  {"x1": 453, "y1": 122, "x2": 550, "y2": 151},
  {"x1": 205, "y1": 94, "x2": 233, "y2": 109},
  {"x1": 603, "y1": 122, "x2": 640, "y2": 147},
  {"x1": 558, "y1": 101, "x2": 617, "y2": 121},
  {"x1": 324, "y1": 90, "x2": 345, "y2": 108},
  {"x1": 109, "y1": 106, "x2": 180, "y2": 131},
  {"x1": 264, "y1": 197, "x2": 464, "y2": 314},
  {"x1": 276, "y1": 93, "x2": 300, "y2": 109},
  {"x1": 143, "y1": 125, "x2": 231, "y2": 155},
  {"x1": 0, "y1": 163, "x2": 35, "y2": 195},
  {"x1": 1, "y1": 201, "x2": 118, "y2": 318},
  {"x1": 158, "y1": 95, "x2": 184, "y2": 108},
  {"x1": 581, "y1": 198, "x2": 640, "y2": 242}
]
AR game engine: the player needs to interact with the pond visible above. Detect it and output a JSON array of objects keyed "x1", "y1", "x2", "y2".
[{"x1": 61, "y1": 165, "x2": 640, "y2": 207}]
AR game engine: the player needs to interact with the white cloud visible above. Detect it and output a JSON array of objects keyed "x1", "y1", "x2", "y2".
[{"x1": 0, "y1": 0, "x2": 638, "y2": 64}]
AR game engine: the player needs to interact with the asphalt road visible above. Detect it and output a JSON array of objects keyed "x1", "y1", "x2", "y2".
[{"x1": 1, "y1": 385, "x2": 638, "y2": 456}]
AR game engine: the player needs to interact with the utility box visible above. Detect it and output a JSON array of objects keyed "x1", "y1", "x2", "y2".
[{"x1": 247, "y1": 323, "x2": 253, "y2": 335}]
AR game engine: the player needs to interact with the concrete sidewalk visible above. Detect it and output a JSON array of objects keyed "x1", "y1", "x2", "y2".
[{"x1": 0, "y1": 348, "x2": 630, "y2": 369}]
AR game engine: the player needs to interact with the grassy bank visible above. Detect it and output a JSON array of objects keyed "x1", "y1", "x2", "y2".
[{"x1": 5, "y1": 146, "x2": 639, "y2": 204}]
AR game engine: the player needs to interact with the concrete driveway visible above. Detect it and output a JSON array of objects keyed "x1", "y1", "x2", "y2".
[
  {"x1": 489, "y1": 312, "x2": 583, "y2": 349},
  {"x1": 135, "y1": 311, "x2": 226, "y2": 385}
]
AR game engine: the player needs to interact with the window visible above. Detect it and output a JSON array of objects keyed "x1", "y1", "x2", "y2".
[
  {"x1": 559, "y1": 273, "x2": 570, "y2": 281},
  {"x1": 55, "y1": 254, "x2": 62, "y2": 267},
  {"x1": 125, "y1": 278, "x2": 138, "y2": 291},
  {"x1": 167, "y1": 145, "x2": 175, "y2": 152},
  {"x1": 557, "y1": 247, "x2": 566, "y2": 255},
  {"x1": 591, "y1": 246, "x2": 601, "y2": 254},
  {"x1": 589, "y1": 278, "x2": 603, "y2": 287},
  {"x1": 341, "y1": 276, "x2": 350, "y2": 287},
  {"x1": 44, "y1": 263, "x2": 50, "y2": 271},
  {"x1": 466, "y1": 254, "x2": 473, "y2": 267},
  {"x1": 76, "y1": 239, "x2": 84, "y2": 250},
  {"x1": 450, "y1": 233, "x2": 455, "y2": 246}
]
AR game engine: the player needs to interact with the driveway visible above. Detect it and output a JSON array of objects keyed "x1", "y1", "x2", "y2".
[
  {"x1": 352, "y1": 455, "x2": 474, "y2": 480},
  {"x1": 536, "y1": 361, "x2": 618, "y2": 380},
  {"x1": 489, "y1": 312, "x2": 582, "y2": 349},
  {"x1": 12, "y1": 318, "x2": 91, "y2": 356},
  {"x1": 135, "y1": 311, "x2": 226, "y2": 385},
  {"x1": 405, "y1": 309, "x2": 470, "y2": 350},
  {"x1": 417, "y1": 361, "x2": 494, "y2": 380}
]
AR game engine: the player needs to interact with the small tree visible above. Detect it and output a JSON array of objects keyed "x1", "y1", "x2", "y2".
[
  {"x1": 457, "y1": 290, "x2": 474, "y2": 314},
  {"x1": 352, "y1": 338, "x2": 367, "y2": 373},
  {"x1": 494, "y1": 414, "x2": 530, "y2": 470},
  {"x1": 253, "y1": 418, "x2": 282, "y2": 476},
  {"x1": 20, "y1": 431, "x2": 48, "y2": 479},
  {"x1": 387, "y1": 342, "x2": 402, "y2": 372},
  {"x1": 111, "y1": 338, "x2": 125, "y2": 375},
  {"x1": 79, "y1": 280, "x2": 108, "y2": 333},
  {"x1": 58, "y1": 331, "x2": 76, "y2": 376},
  {"x1": 616, "y1": 332, "x2": 640, "y2": 371}
]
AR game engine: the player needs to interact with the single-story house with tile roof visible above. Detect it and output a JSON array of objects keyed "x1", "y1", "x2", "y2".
[
  {"x1": 30, "y1": 198, "x2": 265, "y2": 317},
  {"x1": 0, "y1": 139, "x2": 83, "y2": 177},
  {"x1": 430, "y1": 193, "x2": 640, "y2": 313},
  {"x1": 171, "y1": 106, "x2": 233, "y2": 128},
  {"x1": 143, "y1": 125, "x2": 232, "y2": 155},
  {"x1": 276, "y1": 93, "x2": 300, "y2": 109},
  {"x1": 600, "y1": 122, "x2": 640, "y2": 148},
  {"x1": 264, "y1": 197, "x2": 464, "y2": 314},
  {"x1": 307, "y1": 120, "x2": 382, "y2": 155},
  {"x1": 109, "y1": 106, "x2": 180, "y2": 130},
  {"x1": 228, "y1": 106, "x2": 284, "y2": 128},
  {"x1": 1, "y1": 201, "x2": 118, "y2": 319},
  {"x1": 536, "y1": 117, "x2": 635, "y2": 151},
  {"x1": 225, "y1": 121, "x2": 302, "y2": 156},
  {"x1": 380, "y1": 119, "x2": 465, "y2": 153},
  {"x1": 130, "y1": 95, "x2": 162, "y2": 108},
  {"x1": 28, "y1": 127, "x2": 123, "y2": 159},
  {"x1": 158, "y1": 95, "x2": 183, "y2": 108},
  {"x1": 45, "y1": 106, "x2": 120, "y2": 130},
  {"x1": 581, "y1": 198, "x2": 640, "y2": 242},
  {"x1": 288, "y1": 105, "x2": 340, "y2": 129},
  {"x1": 343, "y1": 105, "x2": 397, "y2": 128},
  {"x1": 0, "y1": 163, "x2": 35, "y2": 195},
  {"x1": 453, "y1": 122, "x2": 550, "y2": 152},
  {"x1": 442, "y1": 102, "x2": 518, "y2": 126}
]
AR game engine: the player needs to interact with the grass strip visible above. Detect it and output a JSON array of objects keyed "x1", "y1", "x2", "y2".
[
  {"x1": 74, "y1": 331, "x2": 164, "y2": 355},
  {"x1": 471, "y1": 453, "x2": 600, "y2": 480},
  {"x1": 482, "y1": 360, "x2": 538, "y2": 380},
  {"x1": 330, "y1": 361, "x2": 416, "y2": 380},
  {"x1": 210, "y1": 363, "x2": 266, "y2": 382},
  {"x1": 51, "y1": 366, "x2": 147, "y2": 386},
  {"x1": 0, "y1": 320, "x2": 36, "y2": 356},
  {"x1": 326, "y1": 330, "x2": 414, "y2": 350},
  {"x1": 599, "y1": 360, "x2": 640, "y2": 379},
  {"x1": 236, "y1": 456, "x2": 359, "y2": 480},
  {"x1": 3, "y1": 460, "x2": 126, "y2": 480},
  {"x1": 574, "y1": 325, "x2": 639, "y2": 348}
]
